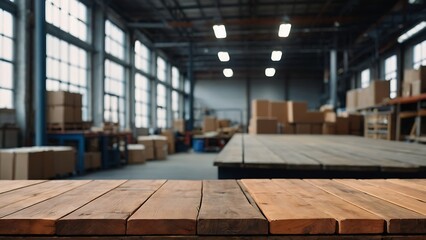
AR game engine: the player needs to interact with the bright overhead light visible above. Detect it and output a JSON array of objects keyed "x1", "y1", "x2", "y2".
[
  {"x1": 223, "y1": 68, "x2": 233, "y2": 78},
  {"x1": 218, "y1": 51, "x2": 230, "y2": 62},
  {"x1": 278, "y1": 23, "x2": 292, "y2": 37},
  {"x1": 398, "y1": 21, "x2": 426, "y2": 43},
  {"x1": 265, "y1": 68, "x2": 276, "y2": 77},
  {"x1": 271, "y1": 51, "x2": 282, "y2": 61},
  {"x1": 213, "y1": 24, "x2": 227, "y2": 39}
]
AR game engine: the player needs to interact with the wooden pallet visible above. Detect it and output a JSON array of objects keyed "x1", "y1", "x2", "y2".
[
  {"x1": 0, "y1": 179, "x2": 425, "y2": 238},
  {"x1": 47, "y1": 121, "x2": 92, "y2": 132}
]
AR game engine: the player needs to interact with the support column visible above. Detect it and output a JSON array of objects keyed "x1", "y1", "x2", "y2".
[
  {"x1": 188, "y1": 42, "x2": 194, "y2": 131},
  {"x1": 92, "y1": 3, "x2": 105, "y2": 126},
  {"x1": 329, "y1": 49, "x2": 337, "y2": 108},
  {"x1": 34, "y1": 0, "x2": 46, "y2": 146}
]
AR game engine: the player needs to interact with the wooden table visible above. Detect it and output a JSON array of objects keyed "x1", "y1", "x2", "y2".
[
  {"x1": 215, "y1": 134, "x2": 426, "y2": 179},
  {"x1": 0, "y1": 179, "x2": 425, "y2": 239}
]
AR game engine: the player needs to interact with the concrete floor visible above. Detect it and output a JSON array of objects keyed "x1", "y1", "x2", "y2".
[{"x1": 72, "y1": 152, "x2": 218, "y2": 180}]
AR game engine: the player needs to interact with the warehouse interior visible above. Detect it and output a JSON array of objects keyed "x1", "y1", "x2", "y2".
[{"x1": 1, "y1": 0, "x2": 426, "y2": 238}]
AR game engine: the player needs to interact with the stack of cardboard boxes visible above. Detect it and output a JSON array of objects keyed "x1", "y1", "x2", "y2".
[
  {"x1": 161, "y1": 129, "x2": 175, "y2": 154},
  {"x1": 346, "y1": 80, "x2": 391, "y2": 111},
  {"x1": 0, "y1": 109, "x2": 19, "y2": 148},
  {"x1": 137, "y1": 135, "x2": 168, "y2": 160},
  {"x1": 47, "y1": 91, "x2": 83, "y2": 125},
  {"x1": 126, "y1": 144, "x2": 146, "y2": 164},
  {"x1": 173, "y1": 119, "x2": 185, "y2": 134},
  {"x1": 0, "y1": 146, "x2": 75, "y2": 179},
  {"x1": 248, "y1": 99, "x2": 363, "y2": 135},
  {"x1": 84, "y1": 152, "x2": 101, "y2": 170},
  {"x1": 402, "y1": 66, "x2": 426, "y2": 97}
]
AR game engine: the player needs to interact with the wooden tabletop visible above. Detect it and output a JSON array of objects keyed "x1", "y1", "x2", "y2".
[
  {"x1": 215, "y1": 134, "x2": 426, "y2": 173},
  {"x1": 0, "y1": 179, "x2": 425, "y2": 238}
]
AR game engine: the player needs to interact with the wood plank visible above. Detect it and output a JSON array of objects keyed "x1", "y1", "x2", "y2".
[
  {"x1": 272, "y1": 179, "x2": 385, "y2": 234},
  {"x1": 0, "y1": 180, "x2": 91, "y2": 218},
  {"x1": 0, "y1": 180, "x2": 46, "y2": 194},
  {"x1": 335, "y1": 179, "x2": 426, "y2": 215},
  {"x1": 306, "y1": 179, "x2": 426, "y2": 234},
  {"x1": 0, "y1": 180, "x2": 126, "y2": 235},
  {"x1": 386, "y1": 179, "x2": 426, "y2": 190},
  {"x1": 360, "y1": 179, "x2": 426, "y2": 201},
  {"x1": 214, "y1": 134, "x2": 243, "y2": 166},
  {"x1": 57, "y1": 180, "x2": 165, "y2": 235},
  {"x1": 127, "y1": 180, "x2": 201, "y2": 235},
  {"x1": 241, "y1": 179, "x2": 336, "y2": 235},
  {"x1": 197, "y1": 180, "x2": 268, "y2": 235}
]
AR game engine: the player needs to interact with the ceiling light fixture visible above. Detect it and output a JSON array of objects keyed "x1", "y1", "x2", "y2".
[
  {"x1": 223, "y1": 68, "x2": 233, "y2": 77},
  {"x1": 397, "y1": 21, "x2": 426, "y2": 43},
  {"x1": 213, "y1": 24, "x2": 227, "y2": 39},
  {"x1": 271, "y1": 51, "x2": 282, "y2": 61},
  {"x1": 278, "y1": 23, "x2": 292, "y2": 37},
  {"x1": 218, "y1": 51, "x2": 230, "y2": 62},
  {"x1": 265, "y1": 68, "x2": 276, "y2": 77}
]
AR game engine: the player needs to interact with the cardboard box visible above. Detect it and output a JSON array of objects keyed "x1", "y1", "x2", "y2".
[
  {"x1": 0, "y1": 150, "x2": 15, "y2": 179},
  {"x1": 47, "y1": 106, "x2": 74, "y2": 123},
  {"x1": 250, "y1": 117, "x2": 277, "y2": 134},
  {"x1": 287, "y1": 101, "x2": 308, "y2": 123},
  {"x1": 404, "y1": 66, "x2": 426, "y2": 84},
  {"x1": 73, "y1": 93, "x2": 83, "y2": 107},
  {"x1": 356, "y1": 88, "x2": 368, "y2": 109},
  {"x1": 14, "y1": 149, "x2": 45, "y2": 180},
  {"x1": 145, "y1": 147, "x2": 154, "y2": 160},
  {"x1": 85, "y1": 152, "x2": 101, "y2": 170},
  {"x1": 47, "y1": 91, "x2": 74, "y2": 106},
  {"x1": 346, "y1": 89, "x2": 358, "y2": 112},
  {"x1": 336, "y1": 117, "x2": 350, "y2": 135},
  {"x1": 173, "y1": 119, "x2": 185, "y2": 133},
  {"x1": 0, "y1": 109, "x2": 16, "y2": 126},
  {"x1": 268, "y1": 101, "x2": 288, "y2": 124},
  {"x1": 161, "y1": 130, "x2": 176, "y2": 154},
  {"x1": 203, "y1": 117, "x2": 217, "y2": 132},
  {"x1": 322, "y1": 123, "x2": 336, "y2": 135},
  {"x1": 51, "y1": 147, "x2": 75, "y2": 176},
  {"x1": 74, "y1": 107, "x2": 82, "y2": 123},
  {"x1": 252, "y1": 99, "x2": 269, "y2": 117},
  {"x1": 305, "y1": 112, "x2": 325, "y2": 124},
  {"x1": 324, "y1": 112, "x2": 337, "y2": 123},
  {"x1": 366, "y1": 80, "x2": 390, "y2": 107},
  {"x1": 155, "y1": 145, "x2": 168, "y2": 160},
  {"x1": 348, "y1": 114, "x2": 363, "y2": 132},
  {"x1": 311, "y1": 124, "x2": 322, "y2": 134},
  {"x1": 295, "y1": 124, "x2": 311, "y2": 134},
  {"x1": 218, "y1": 119, "x2": 231, "y2": 128},
  {"x1": 128, "y1": 144, "x2": 146, "y2": 164},
  {"x1": 402, "y1": 82, "x2": 412, "y2": 97},
  {"x1": 412, "y1": 80, "x2": 423, "y2": 96},
  {"x1": 137, "y1": 137, "x2": 154, "y2": 148},
  {"x1": 283, "y1": 123, "x2": 295, "y2": 134}
]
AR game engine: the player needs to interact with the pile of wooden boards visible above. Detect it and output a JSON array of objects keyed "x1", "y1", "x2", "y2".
[
  {"x1": 0, "y1": 146, "x2": 75, "y2": 179},
  {"x1": 249, "y1": 99, "x2": 363, "y2": 135},
  {"x1": 0, "y1": 179, "x2": 424, "y2": 237}
]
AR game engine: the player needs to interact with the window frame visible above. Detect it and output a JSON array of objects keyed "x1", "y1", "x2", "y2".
[
  {"x1": 413, "y1": 40, "x2": 426, "y2": 69},
  {"x1": 384, "y1": 55, "x2": 398, "y2": 99},
  {"x1": 361, "y1": 68, "x2": 371, "y2": 88},
  {"x1": 0, "y1": 6, "x2": 16, "y2": 109}
]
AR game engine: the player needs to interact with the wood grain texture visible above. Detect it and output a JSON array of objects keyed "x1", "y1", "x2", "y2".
[
  {"x1": 0, "y1": 180, "x2": 45, "y2": 194},
  {"x1": 0, "y1": 180, "x2": 126, "y2": 235},
  {"x1": 57, "y1": 180, "x2": 165, "y2": 235},
  {"x1": 306, "y1": 179, "x2": 426, "y2": 234},
  {"x1": 241, "y1": 179, "x2": 336, "y2": 234},
  {"x1": 361, "y1": 179, "x2": 426, "y2": 201},
  {"x1": 272, "y1": 179, "x2": 384, "y2": 234},
  {"x1": 0, "y1": 180, "x2": 91, "y2": 218},
  {"x1": 197, "y1": 180, "x2": 268, "y2": 235},
  {"x1": 127, "y1": 180, "x2": 201, "y2": 235}
]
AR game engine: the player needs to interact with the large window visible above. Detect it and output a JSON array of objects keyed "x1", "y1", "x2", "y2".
[
  {"x1": 413, "y1": 40, "x2": 426, "y2": 69},
  {"x1": 171, "y1": 67, "x2": 181, "y2": 119},
  {"x1": 104, "y1": 59, "x2": 125, "y2": 125},
  {"x1": 157, "y1": 57, "x2": 166, "y2": 82},
  {"x1": 0, "y1": 9, "x2": 14, "y2": 108},
  {"x1": 135, "y1": 40, "x2": 150, "y2": 73},
  {"x1": 135, "y1": 74, "x2": 150, "y2": 128},
  {"x1": 46, "y1": 34, "x2": 89, "y2": 119},
  {"x1": 45, "y1": 0, "x2": 88, "y2": 41},
  {"x1": 105, "y1": 20, "x2": 125, "y2": 60},
  {"x1": 157, "y1": 84, "x2": 167, "y2": 128},
  {"x1": 384, "y1": 55, "x2": 397, "y2": 99},
  {"x1": 361, "y1": 68, "x2": 370, "y2": 88}
]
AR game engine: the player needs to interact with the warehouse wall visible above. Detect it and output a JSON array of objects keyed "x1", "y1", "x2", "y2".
[{"x1": 194, "y1": 74, "x2": 323, "y2": 127}]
